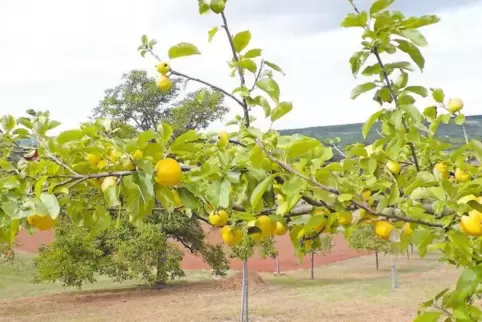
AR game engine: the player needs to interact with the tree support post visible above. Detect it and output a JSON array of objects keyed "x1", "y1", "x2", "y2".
[
  {"x1": 391, "y1": 257, "x2": 399, "y2": 289},
  {"x1": 240, "y1": 260, "x2": 249, "y2": 322}
]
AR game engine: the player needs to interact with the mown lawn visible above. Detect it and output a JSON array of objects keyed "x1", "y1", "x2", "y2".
[{"x1": 0, "y1": 251, "x2": 462, "y2": 322}]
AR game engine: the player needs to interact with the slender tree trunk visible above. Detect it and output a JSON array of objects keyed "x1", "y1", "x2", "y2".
[
  {"x1": 310, "y1": 251, "x2": 315, "y2": 280},
  {"x1": 375, "y1": 249, "x2": 379, "y2": 271},
  {"x1": 275, "y1": 257, "x2": 280, "y2": 275},
  {"x1": 411, "y1": 243, "x2": 414, "y2": 254},
  {"x1": 406, "y1": 247, "x2": 410, "y2": 260}
]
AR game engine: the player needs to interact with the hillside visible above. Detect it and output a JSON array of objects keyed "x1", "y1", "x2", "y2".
[{"x1": 279, "y1": 114, "x2": 482, "y2": 148}]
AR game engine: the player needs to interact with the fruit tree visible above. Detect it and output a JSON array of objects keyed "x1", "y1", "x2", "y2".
[{"x1": 1, "y1": 0, "x2": 482, "y2": 320}]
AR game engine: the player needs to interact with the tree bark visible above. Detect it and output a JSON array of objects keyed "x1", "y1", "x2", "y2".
[
  {"x1": 310, "y1": 251, "x2": 315, "y2": 280},
  {"x1": 375, "y1": 249, "x2": 379, "y2": 271}
]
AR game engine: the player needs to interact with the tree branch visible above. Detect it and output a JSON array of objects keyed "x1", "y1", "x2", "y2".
[
  {"x1": 256, "y1": 139, "x2": 443, "y2": 228},
  {"x1": 220, "y1": 11, "x2": 250, "y2": 128}
]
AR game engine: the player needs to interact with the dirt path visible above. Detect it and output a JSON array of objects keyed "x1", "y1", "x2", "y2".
[{"x1": 15, "y1": 226, "x2": 369, "y2": 272}]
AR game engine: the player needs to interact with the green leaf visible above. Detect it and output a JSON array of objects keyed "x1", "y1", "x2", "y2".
[
  {"x1": 349, "y1": 51, "x2": 370, "y2": 77},
  {"x1": 394, "y1": 39, "x2": 424, "y2": 71},
  {"x1": 264, "y1": 60, "x2": 285, "y2": 75},
  {"x1": 400, "y1": 29, "x2": 428, "y2": 47},
  {"x1": 209, "y1": 0, "x2": 225, "y2": 14},
  {"x1": 240, "y1": 59, "x2": 257, "y2": 73},
  {"x1": 405, "y1": 86, "x2": 428, "y2": 97},
  {"x1": 1, "y1": 115, "x2": 15, "y2": 131},
  {"x1": 253, "y1": 96, "x2": 271, "y2": 118},
  {"x1": 244, "y1": 49, "x2": 262, "y2": 58},
  {"x1": 369, "y1": 0, "x2": 394, "y2": 16},
  {"x1": 198, "y1": 0, "x2": 210, "y2": 14},
  {"x1": 0, "y1": 160, "x2": 15, "y2": 172},
  {"x1": 400, "y1": 104, "x2": 422, "y2": 124},
  {"x1": 208, "y1": 27, "x2": 219, "y2": 42},
  {"x1": 287, "y1": 137, "x2": 321, "y2": 159},
  {"x1": 122, "y1": 175, "x2": 154, "y2": 220},
  {"x1": 341, "y1": 12, "x2": 368, "y2": 28},
  {"x1": 232, "y1": 30, "x2": 251, "y2": 53},
  {"x1": 413, "y1": 312, "x2": 442, "y2": 322},
  {"x1": 454, "y1": 114, "x2": 465, "y2": 125},
  {"x1": 206, "y1": 180, "x2": 231, "y2": 208},
  {"x1": 177, "y1": 188, "x2": 200, "y2": 209},
  {"x1": 467, "y1": 200, "x2": 482, "y2": 213},
  {"x1": 35, "y1": 176, "x2": 48, "y2": 197},
  {"x1": 362, "y1": 110, "x2": 384, "y2": 138},
  {"x1": 454, "y1": 266, "x2": 482, "y2": 304},
  {"x1": 37, "y1": 193, "x2": 60, "y2": 219},
  {"x1": 351, "y1": 82, "x2": 376, "y2": 99},
  {"x1": 141, "y1": 35, "x2": 148, "y2": 45},
  {"x1": 103, "y1": 185, "x2": 121, "y2": 208},
  {"x1": 469, "y1": 139, "x2": 482, "y2": 160},
  {"x1": 431, "y1": 88, "x2": 444, "y2": 103},
  {"x1": 271, "y1": 102, "x2": 293, "y2": 122},
  {"x1": 57, "y1": 129, "x2": 84, "y2": 145},
  {"x1": 401, "y1": 15, "x2": 440, "y2": 29},
  {"x1": 250, "y1": 174, "x2": 277, "y2": 209},
  {"x1": 257, "y1": 77, "x2": 280, "y2": 104},
  {"x1": 168, "y1": 43, "x2": 201, "y2": 59}
]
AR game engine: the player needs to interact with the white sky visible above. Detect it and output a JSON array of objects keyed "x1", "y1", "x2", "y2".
[{"x1": 1, "y1": 0, "x2": 481, "y2": 134}]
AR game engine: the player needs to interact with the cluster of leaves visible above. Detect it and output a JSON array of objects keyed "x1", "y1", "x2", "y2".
[{"x1": 1, "y1": 0, "x2": 482, "y2": 320}]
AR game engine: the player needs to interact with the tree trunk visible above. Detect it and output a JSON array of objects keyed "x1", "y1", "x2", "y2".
[
  {"x1": 310, "y1": 251, "x2": 315, "y2": 280},
  {"x1": 411, "y1": 243, "x2": 414, "y2": 254},
  {"x1": 375, "y1": 249, "x2": 379, "y2": 271},
  {"x1": 275, "y1": 257, "x2": 280, "y2": 275},
  {"x1": 406, "y1": 247, "x2": 410, "y2": 260}
]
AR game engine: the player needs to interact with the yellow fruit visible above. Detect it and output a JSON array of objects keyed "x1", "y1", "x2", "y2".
[
  {"x1": 157, "y1": 75, "x2": 173, "y2": 92},
  {"x1": 375, "y1": 221, "x2": 394, "y2": 240},
  {"x1": 217, "y1": 131, "x2": 229, "y2": 149},
  {"x1": 97, "y1": 159, "x2": 108, "y2": 169},
  {"x1": 209, "y1": 210, "x2": 229, "y2": 227},
  {"x1": 156, "y1": 62, "x2": 171, "y2": 75},
  {"x1": 458, "y1": 194, "x2": 477, "y2": 204},
  {"x1": 460, "y1": 211, "x2": 482, "y2": 237},
  {"x1": 27, "y1": 214, "x2": 55, "y2": 231},
  {"x1": 172, "y1": 190, "x2": 183, "y2": 207},
  {"x1": 273, "y1": 222, "x2": 287, "y2": 236},
  {"x1": 256, "y1": 215, "x2": 276, "y2": 237},
  {"x1": 402, "y1": 222, "x2": 414, "y2": 237},
  {"x1": 155, "y1": 158, "x2": 182, "y2": 186},
  {"x1": 120, "y1": 158, "x2": 136, "y2": 171},
  {"x1": 132, "y1": 150, "x2": 143, "y2": 161},
  {"x1": 434, "y1": 162, "x2": 449, "y2": 179},
  {"x1": 250, "y1": 231, "x2": 263, "y2": 243},
  {"x1": 455, "y1": 168, "x2": 470, "y2": 183},
  {"x1": 386, "y1": 160, "x2": 401, "y2": 175},
  {"x1": 86, "y1": 153, "x2": 100, "y2": 167},
  {"x1": 101, "y1": 176, "x2": 117, "y2": 192},
  {"x1": 338, "y1": 211, "x2": 353, "y2": 225},
  {"x1": 221, "y1": 226, "x2": 242, "y2": 246},
  {"x1": 447, "y1": 98, "x2": 464, "y2": 114}
]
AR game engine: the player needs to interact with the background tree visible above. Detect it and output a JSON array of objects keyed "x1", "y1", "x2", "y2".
[
  {"x1": 347, "y1": 224, "x2": 401, "y2": 271},
  {"x1": 92, "y1": 70, "x2": 228, "y2": 137}
]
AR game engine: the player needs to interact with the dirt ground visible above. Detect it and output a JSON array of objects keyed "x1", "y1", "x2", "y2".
[
  {"x1": 0, "y1": 253, "x2": 463, "y2": 322},
  {"x1": 14, "y1": 225, "x2": 368, "y2": 272}
]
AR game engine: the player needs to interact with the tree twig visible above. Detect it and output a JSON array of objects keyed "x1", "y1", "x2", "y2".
[{"x1": 220, "y1": 11, "x2": 250, "y2": 128}]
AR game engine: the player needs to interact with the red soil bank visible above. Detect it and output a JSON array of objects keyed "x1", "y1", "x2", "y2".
[{"x1": 15, "y1": 224, "x2": 367, "y2": 272}]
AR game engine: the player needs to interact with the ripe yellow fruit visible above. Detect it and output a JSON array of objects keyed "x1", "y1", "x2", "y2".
[
  {"x1": 157, "y1": 75, "x2": 173, "y2": 92},
  {"x1": 250, "y1": 231, "x2": 264, "y2": 243},
  {"x1": 460, "y1": 211, "x2": 482, "y2": 237},
  {"x1": 256, "y1": 215, "x2": 276, "y2": 237},
  {"x1": 221, "y1": 226, "x2": 242, "y2": 246},
  {"x1": 386, "y1": 160, "x2": 401, "y2": 175},
  {"x1": 120, "y1": 158, "x2": 136, "y2": 171},
  {"x1": 455, "y1": 168, "x2": 470, "y2": 183},
  {"x1": 375, "y1": 221, "x2": 394, "y2": 240},
  {"x1": 338, "y1": 211, "x2": 353, "y2": 225},
  {"x1": 362, "y1": 191, "x2": 372, "y2": 201},
  {"x1": 156, "y1": 62, "x2": 171, "y2": 75},
  {"x1": 132, "y1": 150, "x2": 143, "y2": 161},
  {"x1": 86, "y1": 153, "x2": 100, "y2": 167},
  {"x1": 155, "y1": 158, "x2": 182, "y2": 186},
  {"x1": 447, "y1": 98, "x2": 464, "y2": 114},
  {"x1": 217, "y1": 131, "x2": 229, "y2": 149},
  {"x1": 208, "y1": 210, "x2": 229, "y2": 227},
  {"x1": 434, "y1": 162, "x2": 449, "y2": 179},
  {"x1": 402, "y1": 222, "x2": 414, "y2": 237},
  {"x1": 101, "y1": 176, "x2": 117, "y2": 192},
  {"x1": 27, "y1": 214, "x2": 55, "y2": 231},
  {"x1": 273, "y1": 221, "x2": 287, "y2": 236},
  {"x1": 172, "y1": 190, "x2": 183, "y2": 207}
]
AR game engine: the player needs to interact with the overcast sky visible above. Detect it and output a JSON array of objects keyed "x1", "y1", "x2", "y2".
[{"x1": 1, "y1": 0, "x2": 481, "y2": 134}]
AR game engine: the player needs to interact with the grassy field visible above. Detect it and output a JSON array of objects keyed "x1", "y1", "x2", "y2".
[{"x1": 0, "y1": 251, "x2": 462, "y2": 322}]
